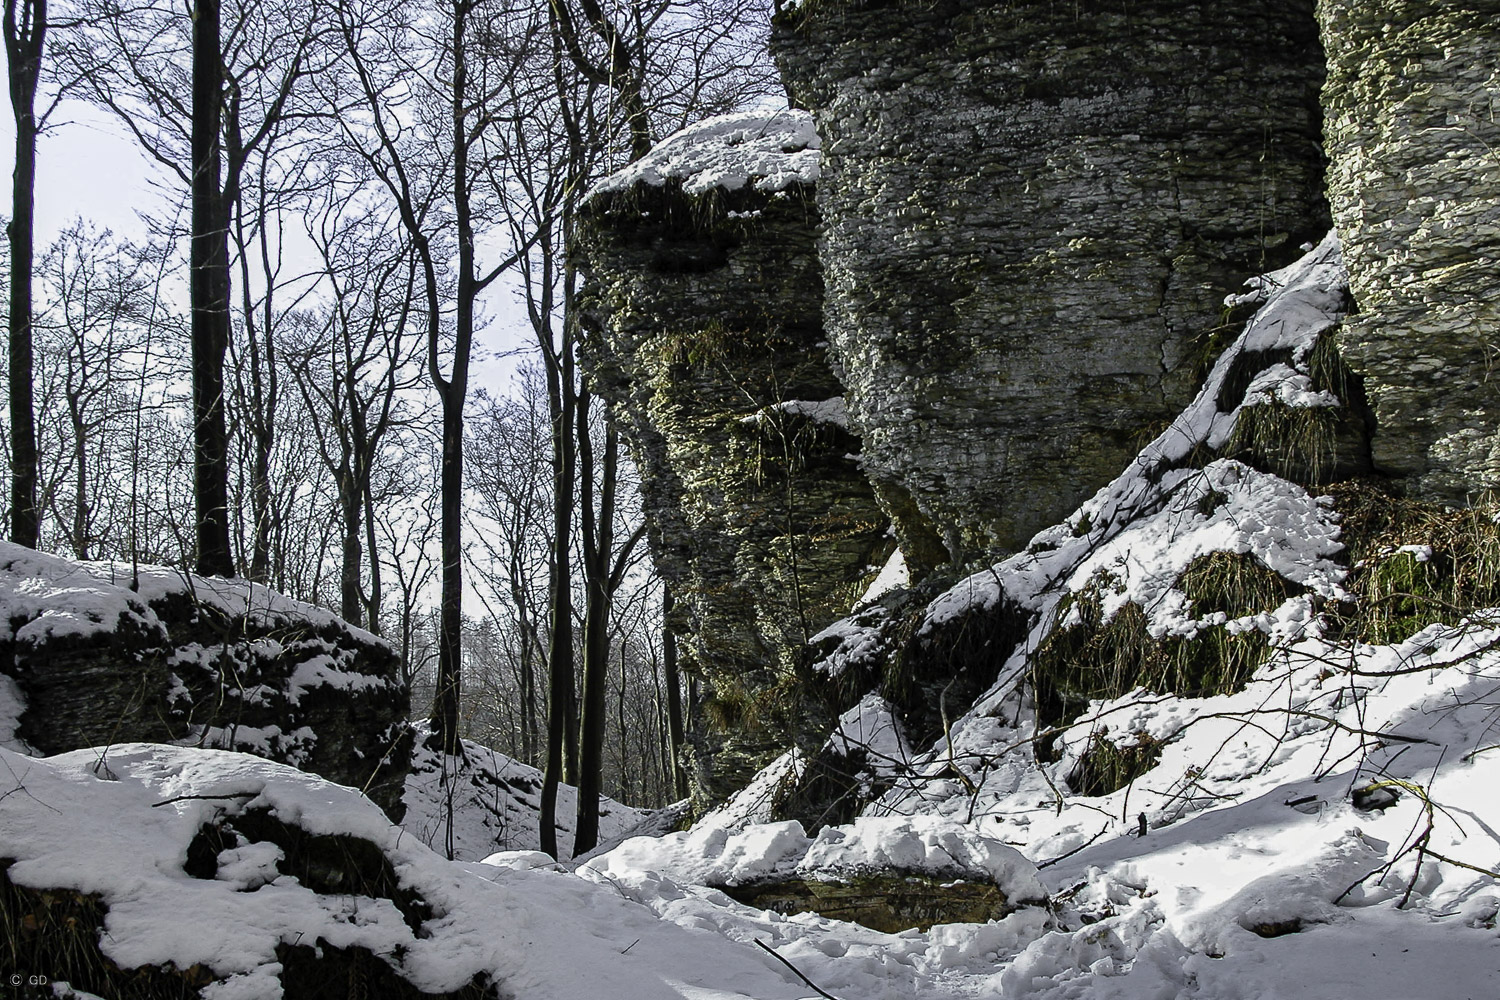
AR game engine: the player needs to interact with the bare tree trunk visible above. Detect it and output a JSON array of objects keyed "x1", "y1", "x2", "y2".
[
  {"x1": 5, "y1": 0, "x2": 44, "y2": 549},
  {"x1": 339, "y1": 464, "x2": 363, "y2": 627},
  {"x1": 191, "y1": 0, "x2": 235, "y2": 578},
  {"x1": 362, "y1": 480, "x2": 382, "y2": 634},
  {"x1": 574, "y1": 394, "x2": 619, "y2": 855},
  {"x1": 662, "y1": 583, "x2": 687, "y2": 799},
  {"x1": 539, "y1": 304, "x2": 576, "y2": 859}
]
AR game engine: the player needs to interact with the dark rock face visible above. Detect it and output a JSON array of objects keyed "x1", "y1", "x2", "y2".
[
  {"x1": 1318, "y1": 0, "x2": 1500, "y2": 503},
  {"x1": 578, "y1": 112, "x2": 892, "y2": 805},
  {"x1": 0, "y1": 546, "x2": 411, "y2": 817},
  {"x1": 773, "y1": 0, "x2": 1331, "y2": 562}
]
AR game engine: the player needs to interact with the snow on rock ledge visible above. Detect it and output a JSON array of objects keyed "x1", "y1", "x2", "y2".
[{"x1": 586, "y1": 108, "x2": 819, "y2": 200}]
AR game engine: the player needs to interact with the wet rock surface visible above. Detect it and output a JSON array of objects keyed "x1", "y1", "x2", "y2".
[{"x1": 724, "y1": 872, "x2": 1020, "y2": 933}]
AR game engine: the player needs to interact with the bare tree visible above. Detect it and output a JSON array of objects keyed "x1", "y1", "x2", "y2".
[
  {"x1": 5, "y1": 0, "x2": 48, "y2": 547},
  {"x1": 330, "y1": 0, "x2": 547, "y2": 781},
  {"x1": 57, "y1": 0, "x2": 329, "y2": 574},
  {"x1": 31, "y1": 222, "x2": 182, "y2": 559},
  {"x1": 466, "y1": 377, "x2": 555, "y2": 765},
  {"x1": 287, "y1": 177, "x2": 423, "y2": 628}
]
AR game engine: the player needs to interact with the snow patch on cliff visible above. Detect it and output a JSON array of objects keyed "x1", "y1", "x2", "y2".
[{"x1": 587, "y1": 108, "x2": 820, "y2": 199}]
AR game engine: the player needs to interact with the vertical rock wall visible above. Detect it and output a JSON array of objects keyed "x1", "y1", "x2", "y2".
[
  {"x1": 1319, "y1": 0, "x2": 1500, "y2": 503},
  {"x1": 577, "y1": 112, "x2": 891, "y2": 804},
  {"x1": 773, "y1": 0, "x2": 1331, "y2": 563}
]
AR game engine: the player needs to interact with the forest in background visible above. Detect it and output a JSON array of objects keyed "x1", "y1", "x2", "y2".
[{"x1": 0, "y1": 0, "x2": 780, "y2": 840}]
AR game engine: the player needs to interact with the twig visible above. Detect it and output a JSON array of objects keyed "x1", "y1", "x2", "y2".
[
  {"x1": 150, "y1": 791, "x2": 258, "y2": 808},
  {"x1": 1037, "y1": 823, "x2": 1110, "y2": 869},
  {"x1": 755, "y1": 939, "x2": 843, "y2": 1000}
]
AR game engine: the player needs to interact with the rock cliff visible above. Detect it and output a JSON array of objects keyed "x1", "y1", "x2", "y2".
[
  {"x1": 577, "y1": 0, "x2": 1500, "y2": 815},
  {"x1": 577, "y1": 111, "x2": 892, "y2": 803},
  {"x1": 771, "y1": 0, "x2": 1331, "y2": 563},
  {"x1": 1319, "y1": 0, "x2": 1500, "y2": 503}
]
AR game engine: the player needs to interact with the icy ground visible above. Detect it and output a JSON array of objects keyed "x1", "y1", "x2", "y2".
[{"x1": 6, "y1": 236, "x2": 1500, "y2": 998}]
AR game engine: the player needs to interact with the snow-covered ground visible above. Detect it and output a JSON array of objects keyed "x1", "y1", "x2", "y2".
[{"x1": 6, "y1": 236, "x2": 1500, "y2": 998}]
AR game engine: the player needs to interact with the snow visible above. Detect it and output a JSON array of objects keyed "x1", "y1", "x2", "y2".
[
  {"x1": 587, "y1": 109, "x2": 820, "y2": 199},
  {"x1": 0, "y1": 743, "x2": 816, "y2": 1000},
  {"x1": 829, "y1": 693, "x2": 912, "y2": 789},
  {"x1": 0, "y1": 544, "x2": 160, "y2": 646},
  {"x1": 739, "y1": 397, "x2": 850, "y2": 429},
  {"x1": 697, "y1": 747, "x2": 806, "y2": 832},
  {"x1": 859, "y1": 548, "x2": 910, "y2": 606}
]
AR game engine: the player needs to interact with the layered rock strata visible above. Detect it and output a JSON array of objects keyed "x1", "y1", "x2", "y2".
[
  {"x1": 1319, "y1": 0, "x2": 1500, "y2": 502},
  {"x1": 578, "y1": 111, "x2": 891, "y2": 805},
  {"x1": 773, "y1": 0, "x2": 1331, "y2": 562}
]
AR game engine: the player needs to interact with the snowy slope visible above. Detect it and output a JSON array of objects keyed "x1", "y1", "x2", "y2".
[
  {"x1": 582, "y1": 235, "x2": 1500, "y2": 998},
  {"x1": 400, "y1": 723, "x2": 648, "y2": 861}
]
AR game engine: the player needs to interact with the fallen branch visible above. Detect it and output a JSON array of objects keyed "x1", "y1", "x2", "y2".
[
  {"x1": 150, "y1": 791, "x2": 259, "y2": 808},
  {"x1": 755, "y1": 939, "x2": 843, "y2": 1000}
]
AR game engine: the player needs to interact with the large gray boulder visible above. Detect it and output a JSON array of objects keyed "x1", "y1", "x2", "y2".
[{"x1": 577, "y1": 110, "x2": 892, "y2": 805}]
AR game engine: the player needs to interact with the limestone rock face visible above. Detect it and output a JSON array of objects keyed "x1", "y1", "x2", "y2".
[
  {"x1": 0, "y1": 546, "x2": 411, "y2": 817},
  {"x1": 577, "y1": 111, "x2": 891, "y2": 804},
  {"x1": 773, "y1": 0, "x2": 1331, "y2": 562},
  {"x1": 1318, "y1": 0, "x2": 1500, "y2": 503}
]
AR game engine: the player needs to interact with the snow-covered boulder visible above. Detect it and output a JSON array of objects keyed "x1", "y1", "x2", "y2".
[
  {"x1": 0, "y1": 744, "x2": 816, "y2": 1000},
  {"x1": 0, "y1": 545, "x2": 410, "y2": 816}
]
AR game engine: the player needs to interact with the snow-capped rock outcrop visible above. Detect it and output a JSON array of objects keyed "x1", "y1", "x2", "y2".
[
  {"x1": 578, "y1": 109, "x2": 891, "y2": 805},
  {"x1": 771, "y1": 0, "x2": 1331, "y2": 562}
]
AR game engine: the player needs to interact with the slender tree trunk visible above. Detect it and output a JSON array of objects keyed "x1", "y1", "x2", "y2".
[
  {"x1": 539, "y1": 291, "x2": 576, "y2": 860},
  {"x1": 574, "y1": 402, "x2": 618, "y2": 856},
  {"x1": 339, "y1": 464, "x2": 362, "y2": 627},
  {"x1": 429, "y1": 0, "x2": 476, "y2": 764},
  {"x1": 191, "y1": 0, "x2": 235, "y2": 578},
  {"x1": 5, "y1": 0, "x2": 44, "y2": 549},
  {"x1": 249, "y1": 424, "x2": 273, "y2": 579},
  {"x1": 68, "y1": 399, "x2": 88, "y2": 559},
  {"x1": 235, "y1": 204, "x2": 276, "y2": 584},
  {"x1": 433, "y1": 389, "x2": 464, "y2": 755},
  {"x1": 662, "y1": 583, "x2": 687, "y2": 799},
  {"x1": 362, "y1": 475, "x2": 382, "y2": 634}
]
